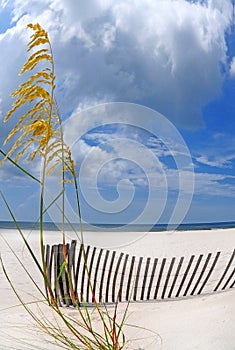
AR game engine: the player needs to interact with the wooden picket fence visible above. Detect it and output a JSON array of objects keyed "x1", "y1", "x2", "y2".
[{"x1": 44, "y1": 240, "x2": 235, "y2": 306}]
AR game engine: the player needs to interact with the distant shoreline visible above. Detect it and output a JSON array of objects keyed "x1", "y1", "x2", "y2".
[{"x1": 1, "y1": 220, "x2": 235, "y2": 232}]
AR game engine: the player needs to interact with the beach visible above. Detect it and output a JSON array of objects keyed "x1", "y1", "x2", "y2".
[{"x1": 1, "y1": 228, "x2": 235, "y2": 350}]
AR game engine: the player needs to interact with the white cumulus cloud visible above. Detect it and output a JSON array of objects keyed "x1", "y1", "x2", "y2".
[
  {"x1": 0, "y1": 0, "x2": 233, "y2": 136},
  {"x1": 230, "y1": 56, "x2": 235, "y2": 76}
]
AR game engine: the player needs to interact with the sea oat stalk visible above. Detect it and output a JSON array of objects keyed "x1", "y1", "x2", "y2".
[{"x1": 0, "y1": 23, "x2": 128, "y2": 349}]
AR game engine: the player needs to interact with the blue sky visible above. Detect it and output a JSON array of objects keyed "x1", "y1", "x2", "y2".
[{"x1": 0, "y1": 0, "x2": 235, "y2": 226}]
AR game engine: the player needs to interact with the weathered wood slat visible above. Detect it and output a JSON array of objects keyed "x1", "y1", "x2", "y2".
[
  {"x1": 214, "y1": 249, "x2": 235, "y2": 291},
  {"x1": 86, "y1": 247, "x2": 96, "y2": 302},
  {"x1": 105, "y1": 251, "x2": 116, "y2": 302},
  {"x1": 168, "y1": 256, "x2": 184, "y2": 298},
  {"x1": 93, "y1": 248, "x2": 103, "y2": 302},
  {"x1": 99, "y1": 250, "x2": 110, "y2": 302},
  {"x1": 198, "y1": 252, "x2": 221, "y2": 295},
  {"x1": 141, "y1": 257, "x2": 151, "y2": 300},
  {"x1": 147, "y1": 258, "x2": 158, "y2": 300},
  {"x1": 161, "y1": 257, "x2": 175, "y2": 299},
  {"x1": 183, "y1": 254, "x2": 202, "y2": 296},
  {"x1": 57, "y1": 244, "x2": 65, "y2": 304},
  {"x1": 81, "y1": 246, "x2": 90, "y2": 302},
  {"x1": 229, "y1": 276, "x2": 235, "y2": 288},
  {"x1": 74, "y1": 244, "x2": 83, "y2": 299},
  {"x1": 69, "y1": 240, "x2": 77, "y2": 283},
  {"x1": 44, "y1": 244, "x2": 51, "y2": 299},
  {"x1": 67, "y1": 240, "x2": 77, "y2": 305},
  {"x1": 112, "y1": 253, "x2": 124, "y2": 302},
  {"x1": 154, "y1": 258, "x2": 166, "y2": 299},
  {"x1": 134, "y1": 257, "x2": 143, "y2": 301},
  {"x1": 59, "y1": 243, "x2": 71, "y2": 306},
  {"x1": 119, "y1": 254, "x2": 129, "y2": 301},
  {"x1": 126, "y1": 256, "x2": 135, "y2": 301},
  {"x1": 176, "y1": 255, "x2": 194, "y2": 297},
  {"x1": 190, "y1": 253, "x2": 211, "y2": 295},
  {"x1": 222, "y1": 266, "x2": 235, "y2": 290},
  {"x1": 53, "y1": 245, "x2": 61, "y2": 306}
]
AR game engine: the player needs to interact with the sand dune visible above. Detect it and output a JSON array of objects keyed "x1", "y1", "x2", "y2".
[{"x1": 0, "y1": 228, "x2": 235, "y2": 350}]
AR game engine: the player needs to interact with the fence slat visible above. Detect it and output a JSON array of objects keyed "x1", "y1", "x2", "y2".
[
  {"x1": 68, "y1": 240, "x2": 78, "y2": 306},
  {"x1": 86, "y1": 247, "x2": 96, "y2": 302},
  {"x1": 147, "y1": 258, "x2": 158, "y2": 300},
  {"x1": 119, "y1": 254, "x2": 129, "y2": 301},
  {"x1": 176, "y1": 255, "x2": 194, "y2": 297},
  {"x1": 58, "y1": 244, "x2": 65, "y2": 303},
  {"x1": 126, "y1": 256, "x2": 135, "y2": 301},
  {"x1": 183, "y1": 255, "x2": 203, "y2": 296},
  {"x1": 154, "y1": 258, "x2": 166, "y2": 299},
  {"x1": 134, "y1": 257, "x2": 143, "y2": 301},
  {"x1": 93, "y1": 249, "x2": 103, "y2": 302},
  {"x1": 69, "y1": 240, "x2": 77, "y2": 283},
  {"x1": 222, "y1": 266, "x2": 235, "y2": 290},
  {"x1": 168, "y1": 257, "x2": 184, "y2": 298},
  {"x1": 74, "y1": 244, "x2": 83, "y2": 299},
  {"x1": 64, "y1": 243, "x2": 71, "y2": 306},
  {"x1": 161, "y1": 257, "x2": 175, "y2": 299},
  {"x1": 57, "y1": 244, "x2": 68, "y2": 305},
  {"x1": 81, "y1": 246, "x2": 90, "y2": 302},
  {"x1": 53, "y1": 245, "x2": 61, "y2": 306},
  {"x1": 99, "y1": 250, "x2": 110, "y2": 302},
  {"x1": 229, "y1": 276, "x2": 235, "y2": 288},
  {"x1": 112, "y1": 253, "x2": 124, "y2": 302},
  {"x1": 198, "y1": 252, "x2": 221, "y2": 295},
  {"x1": 141, "y1": 257, "x2": 151, "y2": 300},
  {"x1": 105, "y1": 251, "x2": 116, "y2": 302},
  {"x1": 190, "y1": 253, "x2": 211, "y2": 295},
  {"x1": 214, "y1": 249, "x2": 235, "y2": 291},
  {"x1": 44, "y1": 244, "x2": 51, "y2": 299}
]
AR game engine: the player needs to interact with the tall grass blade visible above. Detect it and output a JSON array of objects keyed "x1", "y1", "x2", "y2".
[{"x1": 0, "y1": 149, "x2": 40, "y2": 183}]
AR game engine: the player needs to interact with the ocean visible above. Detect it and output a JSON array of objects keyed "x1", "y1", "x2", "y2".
[{"x1": 0, "y1": 220, "x2": 235, "y2": 232}]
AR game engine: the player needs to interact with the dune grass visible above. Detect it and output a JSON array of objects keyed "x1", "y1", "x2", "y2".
[{"x1": 0, "y1": 23, "x2": 129, "y2": 350}]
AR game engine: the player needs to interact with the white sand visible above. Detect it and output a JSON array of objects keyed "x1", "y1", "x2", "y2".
[{"x1": 1, "y1": 228, "x2": 235, "y2": 350}]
